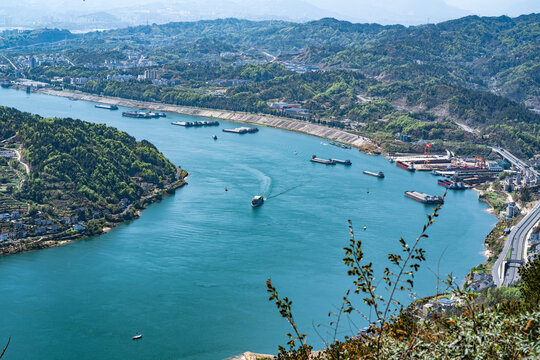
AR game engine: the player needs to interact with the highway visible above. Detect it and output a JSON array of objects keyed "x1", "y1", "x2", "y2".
[
  {"x1": 492, "y1": 146, "x2": 539, "y2": 178},
  {"x1": 492, "y1": 201, "x2": 540, "y2": 286}
]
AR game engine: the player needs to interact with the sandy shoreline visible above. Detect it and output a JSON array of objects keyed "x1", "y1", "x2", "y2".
[{"x1": 36, "y1": 88, "x2": 372, "y2": 148}]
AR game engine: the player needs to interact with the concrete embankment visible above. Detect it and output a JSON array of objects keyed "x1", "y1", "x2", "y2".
[{"x1": 36, "y1": 88, "x2": 371, "y2": 148}]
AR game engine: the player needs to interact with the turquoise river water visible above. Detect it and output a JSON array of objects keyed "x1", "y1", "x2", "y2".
[{"x1": 0, "y1": 88, "x2": 496, "y2": 359}]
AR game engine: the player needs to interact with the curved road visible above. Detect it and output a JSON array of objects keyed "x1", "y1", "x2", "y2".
[{"x1": 493, "y1": 202, "x2": 540, "y2": 286}]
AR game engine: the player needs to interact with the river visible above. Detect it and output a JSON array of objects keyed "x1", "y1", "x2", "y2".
[{"x1": 0, "y1": 88, "x2": 495, "y2": 359}]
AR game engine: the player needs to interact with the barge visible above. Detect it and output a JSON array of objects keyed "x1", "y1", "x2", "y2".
[
  {"x1": 222, "y1": 127, "x2": 258, "y2": 134},
  {"x1": 122, "y1": 111, "x2": 150, "y2": 118},
  {"x1": 95, "y1": 104, "x2": 118, "y2": 110},
  {"x1": 438, "y1": 179, "x2": 466, "y2": 190},
  {"x1": 396, "y1": 160, "x2": 415, "y2": 172},
  {"x1": 363, "y1": 170, "x2": 384, "y2": 178},
  {"x1": 311, "y1": 155, "x2": 336, "y2": 165},
  {"x1": 329, "y1": 141, "x2": 352, "y2": 149},
  {"x1": 171, "y1": 120, "x2": 220, "y2": 127},
  {"x1": 331, "y1": 158, "x2": 352, "y2": 165},
  {"x1": 404, "y1": 191, "x2": 443, "y2": 204},
  {"x1": 123, "y1": 111, "x2": 166, "y2": 118}
]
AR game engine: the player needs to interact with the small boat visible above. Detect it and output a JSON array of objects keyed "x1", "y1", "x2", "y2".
[
  {"x1": 132, "y1": 334, "x2": 142, "y2": 340},
  {"x1": 251, "y1": 196, "x2": 264, "y2": 207},
  {"x1": 212, "y1": 135, "x2": 218, "y2": 140},
  {"x1": 363, "y1": 170, "x2": 384, "y2": 178}
]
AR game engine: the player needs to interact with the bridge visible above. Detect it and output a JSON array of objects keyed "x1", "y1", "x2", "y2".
[{"x1": 493, "y1": 202, "x2": 540, "y2": 286}]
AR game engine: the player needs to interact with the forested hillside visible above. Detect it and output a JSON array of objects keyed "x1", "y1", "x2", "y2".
[
  {"x1": 2, "y1": 15, "x2": 537, "y2": 106},
  {"x1": 0, "y1": 106, "x2": 176, "y2": 206},
  {"x1": 1, "y1": 14, "x2": 538, "y2": 160},
  {"x1": 0, "y1": 105, "x2": 179, "y2": 234},
  {"x1": 69, "y1": 14, "x2": 539, "y2": 106}
]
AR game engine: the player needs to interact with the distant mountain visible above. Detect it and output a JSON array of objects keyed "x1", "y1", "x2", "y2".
[
  {"x1": 109, "y1": 0, "x2": 342, "y2": 24},
  {"x1": 311, "y1": 0, "x2": 468, "y2": 25}
]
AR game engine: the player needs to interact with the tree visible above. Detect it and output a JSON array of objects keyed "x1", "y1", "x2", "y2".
[{"x1": 518, "y1": 257, "x2": 540, "y2": 308}]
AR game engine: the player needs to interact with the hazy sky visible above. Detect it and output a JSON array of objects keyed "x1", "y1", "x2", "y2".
[
  {"x1": 1, "y1": 0, "x2": 538, "y2": 28},
  {"x1": 31, "y1": 0, "x2": 537, "y2": 15}
]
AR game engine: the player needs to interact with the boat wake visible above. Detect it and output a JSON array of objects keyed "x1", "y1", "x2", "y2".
[
  {"x1": 240, "y1": 165, "x2": 272, "y2": 197},
  {"x1": 267, "y1": 184, "x2": 303, "y2": 199}
]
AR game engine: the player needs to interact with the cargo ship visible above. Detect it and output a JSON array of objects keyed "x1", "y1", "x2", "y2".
[
  {"x1": 222, "y1": 127, "x2": 258, "y2": 134},
  {"x1": 404, "y1": 191, "x2": 443, "y2": 204},
  {"x1": 172, "y1": 120, "x2": 219, "y2": 127},
  {"x1": 251, "y1": 196, "x2": 264, "y2": 207},
  {"x1": 396, "y1": 161, "x2": 415, "y2": 172},
  {"x1": 329, "y1": 141, "x2": 352, "y2": 149},
  {"x1": 363, "y1": 170, "x2": 384, "y2": 178},
  {"x1": 438, "y1": 179, "x2": 466, "y2": 190},
  {"x1": 95, "y1": 104, "x2": 118, "y2": 110},
  {"x1": 122, "y1": 111, "x2": 151, "y2": 118},
  {"x1": 311, "y1": 155, "x2": 336, "y2": 165},
  {"x1": 331, "y1": 158, "x2": 352, "y2": 165}
]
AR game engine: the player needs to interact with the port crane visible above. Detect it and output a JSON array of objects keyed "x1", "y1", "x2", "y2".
[
  {"x1": 474, "y1": 157, "x2": 487, "y2": 169},
  {"x1": 424, "y1": 143, "x2": 433, "y2": 165}
]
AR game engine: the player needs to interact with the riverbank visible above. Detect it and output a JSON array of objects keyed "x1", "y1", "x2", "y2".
[
  {"x1": 0, "y1": 172, "x2": 188, "y2": 257},
  {"x1": 34, "y1": 88, "x2": 372, "y2": 150}
]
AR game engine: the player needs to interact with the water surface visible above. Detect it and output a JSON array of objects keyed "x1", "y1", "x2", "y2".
[{"x1": 0, "y1": 88, "x2": 495, "y2": 359}]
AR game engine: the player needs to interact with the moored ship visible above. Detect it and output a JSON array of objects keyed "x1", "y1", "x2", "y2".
[
  {"x1": 95, "y1": 104, "x2": 118, "y2": 110},
  {"x1": 331, "y1": 158, "x2": 352, "y2": 165},
  {"x1": 405, "y1": 191, "x2": 443, "y2": 204},
  {"x1": 172, "y1": 120, "x2": 220, "y2": 127},
  {"x1": 438, "y1": 179, "x2": 466, "y2": 190},
  {"x1": 396, "y1": 160, "x2": 415, "y2": 172},
  {"x1": 363, "y1": 170, "x2": 384, "y2": 178},
  {"x1": 310, "y1": 155, "x2": 336, "y2": 165},
  {"x1": 222, "y1": 127, "x2": 258, "y2": 134},
  {"x1": 122, "y1": 111, "x2": 151, "y2": 118}
]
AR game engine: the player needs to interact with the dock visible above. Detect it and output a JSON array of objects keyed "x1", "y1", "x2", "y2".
[{"x1": 222, "y1": 127, "x2": 258, "y2": 134}]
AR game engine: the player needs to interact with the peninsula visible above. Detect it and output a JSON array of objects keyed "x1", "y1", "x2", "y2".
[{"x1": 0, "y1": 105, "x2": 187, "y2": 256}]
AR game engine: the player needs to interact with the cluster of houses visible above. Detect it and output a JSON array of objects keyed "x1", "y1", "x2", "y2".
[
  {"x1": 207, "y1": 79, "x2": 251, "y2": 87},
  {"x1": 280, "y1": 62, "x2": 321, "y2": 73},
  {"x1": 267, "y1": 101, "x2": 309, "y2": 116},
  {"x1": 421, "y1": 298, "x2": 458, "y2": 318},
  {"x1": 0, "y1": 206, "x2": 117, "y2": 244},
  {"x1": 503, "y1": 169, "x2": 539, "y2": 191},
  {"x1": 501, "y1": 202, "x2": 521, "y2": 220},
  {"x1": 466, "y1": 272, "x2": 495, "y2": 293}
]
